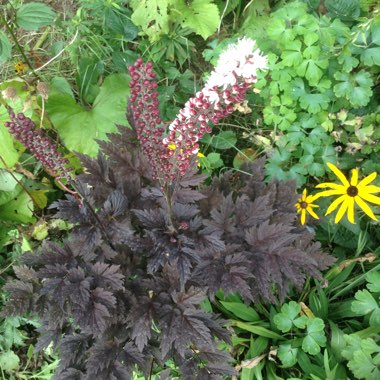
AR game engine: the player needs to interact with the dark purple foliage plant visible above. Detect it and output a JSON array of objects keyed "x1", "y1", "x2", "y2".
[{"x1": 2, "y1": 39, "x2": 334, "y2": 379}]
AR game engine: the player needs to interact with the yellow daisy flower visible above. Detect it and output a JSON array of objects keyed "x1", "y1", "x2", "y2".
[
  {"x1": 295, "y1": 188, "x2": 319, "y2": 225},
  {"x1": 315, "y1": 162, "x2": 380, "y2": 224}
]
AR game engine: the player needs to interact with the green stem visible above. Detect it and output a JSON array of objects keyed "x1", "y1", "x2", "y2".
[
  {"x1": 71, "y1": 180, "x2": 116, "y2": 251},
  {"x1": 33, "y1": 26, "x2": 50, "y2": 50},
  {"x1": 163, "y1": 184, "x2": 176, "y2": 233},
  {"x1": 0, "y1": 155, "x2": 37, "y2": 208},
  {"x1": 330, "y1": 261, "x2": 380, "y2": 301},
  {"x1": 0, "y1": 13, "x2": 41, "y2": 80}
]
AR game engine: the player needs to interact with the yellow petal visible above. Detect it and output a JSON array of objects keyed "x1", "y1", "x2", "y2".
[
  {"x1": 309, "y1": 203, "x2": 319, "y2": 208},
  {"x1": 359, "y1": 185, "x2": 380, "y2": 194},
  {"x1": 355, "y1": 196, "x2": 378, "y2": 221},
  {"x1": 316, "y1": 189, "x2": 346, "y2": 198},
  {"x1": 347, "y1": 196, "x2": 355, "y2": 224},
  {"x1": 325, "y1": 195, "x2": 346, "y2": 216},
  {"x1": 327, "y1": 162, "x2": 350, "y2": 187},
  {"x1": 335, "y1": 198, "x2": 349, "y2": 223},
  {"x1": 358, "y1": 192, "x2": 380, "y2": 205},
  {"x1": 306, "y1": 194, "x2": 316, "y2": 202},
  {"x1": 357, "y1": 172, "x2": 377, "y2": 188},
  {"x1": 350, "y1": 168, "x2": 358, "y2": 186},
  {"x1": 302, "y1": 188, "x2": 307, "y2": 201},
  {"x1": 307, "y1": 206, "x2": 319, "y2": 220},
  {"x1": 315, "y1": 182, "x2": 345, "y2": 190},
  {"x1": 301, "y1": 209, "x2": 306, "y2": 225}
]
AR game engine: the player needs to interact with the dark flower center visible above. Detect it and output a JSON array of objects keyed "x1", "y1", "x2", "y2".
[
  {"x1": 300, "y1": 201, "x2": 308, "y2": 209},
  {"x1": 347, "y1": 185, "x2": 358, "y2": 197}
]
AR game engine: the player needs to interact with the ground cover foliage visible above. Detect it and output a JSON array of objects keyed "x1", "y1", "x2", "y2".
[{"x1": 0, "y1": 0, "x2": 380, "y2": 379}]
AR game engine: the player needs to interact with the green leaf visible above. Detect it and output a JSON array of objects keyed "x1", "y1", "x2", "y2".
[
  {"x1": 231, "y1": 320, "x2": 283, "y2": 340},
  {"x1": 0, "y1": 350, "x2": 20, "y2": 372},
  {"x1": 309, "y1": 162, "x2": 325, "y2": 176},
  {"x1": 130, "y1": 0, "x2": 170, "y2": 42},
  {"x1": 0, "y1": 31, "x2": 12, "y2": 63},
  {"x1": 361, "y1": 338, "x2": 380, "y2": 353},
  {"x1": 278, "y1": 106, "x2": 297, "y2": 130},
  {"x1": 32, "y1": 222, "x2": 49, "y2": 241},
  {"x1": 361, "y1": 47, "x2": 380, "y2": 66},
  {"x1": 273, "y1": 301, "x2": 305, "y2": 333},
  {"x1": 303, "y1": 45, "x2": 320, "y2": 60},
  {"x1": 205, "y1": 152, "x2": 224, "y2": 169},
  {"x1": 299, "y1": 93, "x2": 329, "y2": 113},
  {"x1": 304, "y1": 33, "x2": 319, "y2": 46},
  {"x1": 297, "y1": 350, "x2": 325, "y2": 378},
  {"x1": 300, "y1": 154, "x2": 314, "y2": 166},
  {"x1": 325, "y1": 0, "x2": 360, "y2": 21},
  {"x1": 352, "y1": 289, "x2": 379, "y2": 315},
  {"x1": 295, "y1": 13, "x2": 319, "y2": 34},
  {"x1": 112, "y1": 50, "x2": 140, "y2": 71},
  {"x1": 105, "y1": 7, "x2": 139, "y2": 40},
  {"x1": 174, "y1": 0, "x2": 220, "y2": 40},
  {"x1": 302, "y1": 140, "x2": 320, "y2": 155},
  {"x1": 296, "y1": 59, "x2": 327, "y2": 86},
  {"x1": 220, "y1": 301, "x2": 260, "y2": 322},
  {"x1": 329, "y1": 322, "x2": 346, "y2": 361},
  {"x1": 342, "y1": 334, "x2": 362, "y2": 361},
  {"x1": 267, "y1": 19, "x2": 287, "y2": 41},
  {"x1": 351, "y1": 352, "x2": 380, "y2": 379},
  {"x1": 0, "y1": 170, "x2": 23, "y2": 192},
  {"x1": 50, "y1": 76, "x2": 75, "y2": 98},
  {"x1": 0, "y1": 317, "x2": 26, "y2": 351},
  {"x1": 281, "y1": 40, "x2": 303, "y2": 67},
  {"x1": 269, "y1": 148, "x2": 291, "y2": 165},
  {"x1": 276, "y1": 2, "x2": 308, "y2": 22},
  {"x1": 271, "y1": 67, "x2": 294, "y2": 89},
  {"x1": 316, "y1": 79, "x2": 332, "y2": 92},
  {"x1": 302, "y1": 318, "x2": 326, "y2": 355},
  {"x1": 204, "y1": 130, "x2": 237, "y2": 150},
  {"x1": 0, "y1": 186, "x2": 19, "y2": 207},
  {"x1": 46, "y1": 74, "x2": 130, "y2": 156},
  {"x1": 346, "y1": 337, "x2": 380, "y2": 380},
  {"x1": 0, "y1": 189, "x2": 35, "y2": 224},
  {"x1": 338, "y1": 51, "x2": 359, "y2": 73},
  {"x1": 30, "y1": 189, "x2": 48, "y2": 214},
  {"x1": 278, "y1": 343, "x2": 298, "y2": 367},
  {"x1": 369, "y1": 309, "x2": 380, "y2": 327},
  {"x1": 26, "y1": 345, "x2": 34, "y2": 360},
  {"x1": 76, "y1": 58, "x2": 104, "y2": 103},
  {"x1": 333, "y1": 70, "x2": 373, "y2": 107},
  {"x1": 0, "y1": 107, "x2": 21, "y2": 169},
  {"x1": 16, "y1": 2, "x2": 56, "y2": 31},
  {"x1": 285, "y1": 125, "x2": 305, "y2": 145},
  {"x1": 320, "y1": 145, "x2": 336, "y2": 164},
  {"x1": 248, "y1": 336, "x2": 269, "y2": 358},
  {"x1": 371, "y1": 18, "x2": 380, "y2": 45},
  {"x1": 366, "y1": 272, "x2": 380, "y2": 293},
  {"x1": 214, "y1": 0, "x2": 240, "y2": 16},
  {"x1": 290, "y1": 78, "x2": 306, "y2": 99}
]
